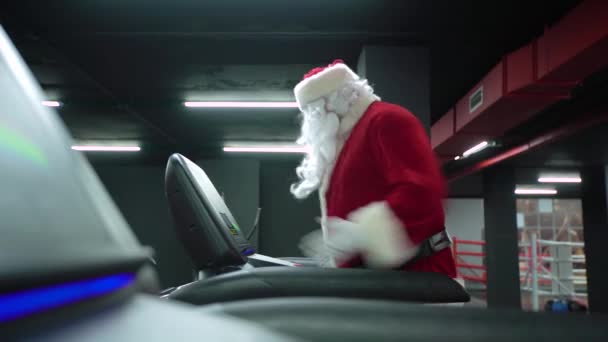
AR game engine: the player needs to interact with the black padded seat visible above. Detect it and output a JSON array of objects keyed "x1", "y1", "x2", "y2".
[
  {"x1": 168, "y1": 267, "x2": 469, "y2": 305},
  {"x1": 203, "y1": 297, "x2": 608, "y2": 342}
]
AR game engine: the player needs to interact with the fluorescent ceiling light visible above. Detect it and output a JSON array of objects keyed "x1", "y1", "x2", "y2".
[
  {"x1": 462, "y1": 141, "x2": 489, "y2": 157},
  {"x1": 42, "y1": 100, "x2": 61, "y2": 107},
  {"x1": 538, "y1": 172, "x2": 582, "y2": 183},
  {"x1": 515, "y1": 188, "x2": 558, "y2": 195},
  {"x1": 72, "y1": 145, "x2": 141, "y2": 152},
  {"x1": 223, "y1": 145, "x2": 309, "y2": 153},
  {"x1": 538, "y1": 177, "x2": 582, "y2": 183},
  {"x1": 185, "y1": 101, "x2": 299, "y2": 108}
]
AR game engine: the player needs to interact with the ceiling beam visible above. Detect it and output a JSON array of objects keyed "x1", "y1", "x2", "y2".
[{"x1": 29, "y1": 37, "x2": 179, "y2": 145}]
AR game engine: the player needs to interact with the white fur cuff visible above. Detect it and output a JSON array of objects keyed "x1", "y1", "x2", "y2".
[{"x1": 348, "y1": 201, "x2": 419, "y2": 269}]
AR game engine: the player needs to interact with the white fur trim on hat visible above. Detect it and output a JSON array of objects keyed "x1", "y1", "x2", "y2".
[
  {"x1": 348, "y1": 201, "x2": 419, "y2": 269},
  {"x1": 294, "y1": 63, "x2": 360, "y2": 110}
]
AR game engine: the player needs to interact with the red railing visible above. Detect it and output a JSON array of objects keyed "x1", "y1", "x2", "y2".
[
  {"x1": 453, "y1": 236, "x2": 587, "y2": 298},
  {"x1": 452, "y1": 237, "x2": 487, "y2": 284}
]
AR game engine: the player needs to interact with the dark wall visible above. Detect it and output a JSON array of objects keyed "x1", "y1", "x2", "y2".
[
  {"x1": 448, "y1": 173, "x2": 484, "y2": 197},
  {"x1": 259, "y1": 160, "x2": 320, "y2": 257},
  {"x1": 358, "y1": 46, "x2": 431, "y2": 132},
  {"x1": 93, "y1": 164, "x2": 192, "y2": 289}
]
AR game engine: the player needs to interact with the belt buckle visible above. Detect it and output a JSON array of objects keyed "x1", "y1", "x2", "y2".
[{"x1": 430, "y1": 230, "x2": 451, "y2": 252}]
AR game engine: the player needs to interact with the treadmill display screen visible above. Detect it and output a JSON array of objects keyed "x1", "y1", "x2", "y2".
[{"x1": 220, "y1": 212, "x2": 239, "y2": 236}]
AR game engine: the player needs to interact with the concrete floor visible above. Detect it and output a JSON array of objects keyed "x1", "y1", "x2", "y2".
[{"x1": 465, "y1": 290, "x2": 487, "y2": 308}]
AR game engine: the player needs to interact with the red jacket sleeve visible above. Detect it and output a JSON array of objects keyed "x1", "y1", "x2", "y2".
[{"x1": 369, "y1": 107, "x2": 447, "y2": 245}]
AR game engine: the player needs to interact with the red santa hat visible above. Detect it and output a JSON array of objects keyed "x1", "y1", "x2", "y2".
[{"x1": 294, "y1": 59, "x2": 360, "y2": 110}]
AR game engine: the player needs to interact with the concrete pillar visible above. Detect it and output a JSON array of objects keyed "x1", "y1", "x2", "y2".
[
  {"x1": 581, "y1": 165, "x2": 608, "y2": 313},
  {"x1": 483, "y1": 166, "x2": 522, "y2": 309},
  {"x1": 357, "y1": 46, "x2": 430, "y2": 132}
]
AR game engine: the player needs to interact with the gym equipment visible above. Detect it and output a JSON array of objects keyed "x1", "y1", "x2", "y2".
[
  {"x1": 0, "y1": 25, "x2": 294, "y2": 341},
  {"x1": 164, "y1": 153, "x2": 470, "y2": 305},
  {"x1": 544, "y1": 299, "x2": 588, "y2": 313},
  {"x1": 203, "y1": 297, "x2": 608, "y2": 342}
]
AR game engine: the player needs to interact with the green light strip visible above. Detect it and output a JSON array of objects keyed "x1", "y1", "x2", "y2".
[{"x1": 0, "y1": 125, "x2": 47, "y2": 166}]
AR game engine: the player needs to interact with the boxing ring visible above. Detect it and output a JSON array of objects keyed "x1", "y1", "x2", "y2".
[
  {"x1": 452, "y1": 236, "x2": 587, "y2": 311},
  {"x1": 519, "y1": 233, "x2": 587, "y2": 311}
]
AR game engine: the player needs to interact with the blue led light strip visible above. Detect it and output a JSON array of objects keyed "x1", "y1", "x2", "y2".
[
  {"x1": 242, "y1": 248, "x2": 256, "y2": 256},
  {"x1": 0, "y1": 273, "x2": 135, "y2": 323}
]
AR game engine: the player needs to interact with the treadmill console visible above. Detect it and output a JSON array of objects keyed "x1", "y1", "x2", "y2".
[{"x1": 165, "y1": 154, "x2": 252, "y2": 270}]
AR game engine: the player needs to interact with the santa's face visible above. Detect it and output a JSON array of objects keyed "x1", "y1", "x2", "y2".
[
  {"x1": 290, "y1": 97, "x2": 340, "y2": 199},
  {"x1": 291, "y1": 80, "x2": 375, "y2": 199}
]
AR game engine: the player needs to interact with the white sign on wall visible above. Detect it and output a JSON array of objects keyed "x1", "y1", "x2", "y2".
[
  {"x1": 517, "y1": 213, "x2": 525, "y2": 228},
  {"x1": 539, "y1": 199, "x2": 553, "y2": 213}
]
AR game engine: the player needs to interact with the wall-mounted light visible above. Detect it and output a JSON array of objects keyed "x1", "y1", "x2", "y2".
[
  {"x1": 462, "y1": 141, "x2": 489, "y2": 158},
  {"x1": 42, "y1": 100, "x2": 62, "y2": 107},
  {"x1": 538, "y1": 172, "x2": 582, "y2": 183},
  {"x1": 184, "y1": 101, "x2": 298, "y2": 108},
  {"x1": 454, "y1": 156, "x2": 461, "y2": 160},
  {"x1": 223, "y1": 143, "x2": 309, "y2": 154},
  {"x1": 72, "y1": 145, "x2": 141, "y2": 152}
]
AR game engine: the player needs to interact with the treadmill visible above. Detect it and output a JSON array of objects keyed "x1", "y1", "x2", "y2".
[
  {"x1": 163, "y1": 153, "x2": 470, "y2": 305},
  {"x1": 165, "y1": 153, "x2": 311, "y2": 272},
  {"x1": 2, "y1": 21, "x2": 607, "y2": 342}
]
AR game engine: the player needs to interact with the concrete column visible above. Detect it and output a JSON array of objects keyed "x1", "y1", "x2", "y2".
[
  {"x1": 357, "y1": 46, "x2": 430, "y2": 132},
  {"x1": 581, "y1": 165, "x2": 608, "y2": 313},
  {"x1": 483, "y1": 166, "x2": 522, "y2": 309}
]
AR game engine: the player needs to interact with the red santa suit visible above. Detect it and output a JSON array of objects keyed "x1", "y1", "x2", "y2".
[{"x1": 293, "y1": 60, "x2": 457, "y2": 278}]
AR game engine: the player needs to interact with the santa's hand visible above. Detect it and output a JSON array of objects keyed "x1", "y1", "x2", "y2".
[
  {"x1": 298, "y1": 229, "x2": 335, "y2": 267},
  {"x1": 324, "y1": 217, "x2": 366, "y2": 258},
  {"x1": 298, "y1": 217, "x2": 365, "y2": 266}
]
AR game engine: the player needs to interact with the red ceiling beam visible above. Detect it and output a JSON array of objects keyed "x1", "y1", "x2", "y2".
[{"x1": 433, "y1": 0, "x2": 608, "y2": 162}]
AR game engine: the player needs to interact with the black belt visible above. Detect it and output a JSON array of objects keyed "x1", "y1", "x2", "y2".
[{"x1": 397, "y1": 229, "x2": 452, "y2": 269}]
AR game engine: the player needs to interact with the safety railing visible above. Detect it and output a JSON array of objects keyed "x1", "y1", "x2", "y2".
[
  {"x1": 519, "y1": 232, "x2": 587, "y2": 311},
  {"x1": 452, "y1": 238, "x2": 486, "y2": 287}
]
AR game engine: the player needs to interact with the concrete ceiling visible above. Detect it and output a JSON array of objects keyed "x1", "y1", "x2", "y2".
[
  {"x1": 506, "y1": 122, "x2": 608, "y2": 168},
  {"x1": 0, "y1": 0, "x2": 582, "y2": 162}
]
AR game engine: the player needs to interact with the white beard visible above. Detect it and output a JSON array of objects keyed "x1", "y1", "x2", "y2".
[{"x1": 291, "y1": 80, "x2": 376, "y2": 199}]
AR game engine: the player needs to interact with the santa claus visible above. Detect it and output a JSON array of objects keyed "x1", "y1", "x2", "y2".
[{"x1": 291, "y1": 60, "x2": 457, "y2": 278}]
